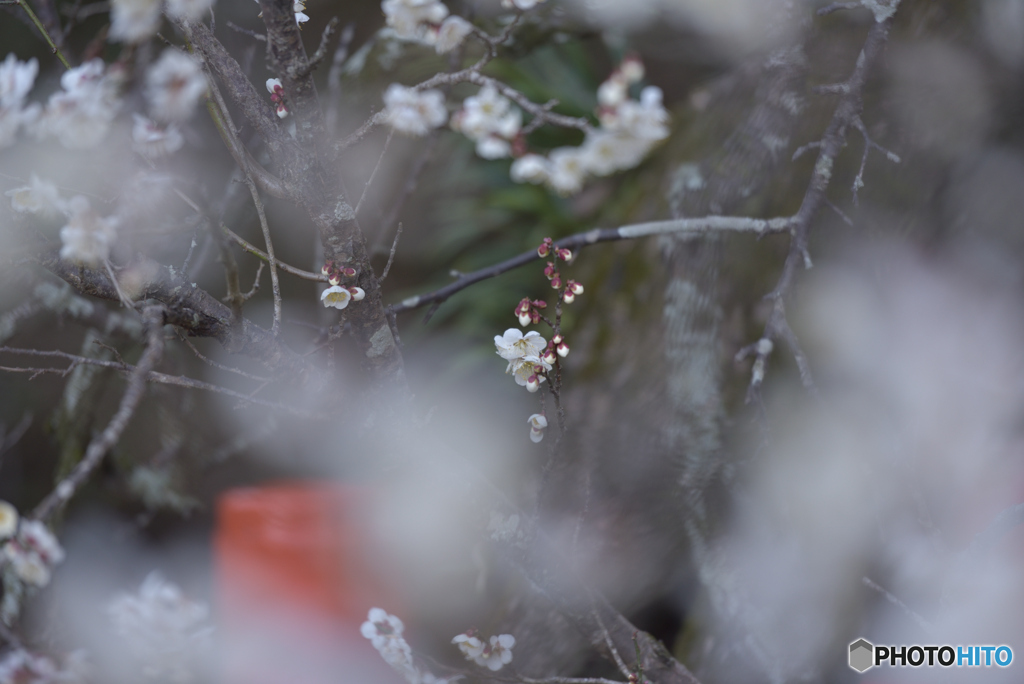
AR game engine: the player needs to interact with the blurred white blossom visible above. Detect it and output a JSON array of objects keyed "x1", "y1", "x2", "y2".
[
  {"x1": 382, "y1": 0, "x2": 449, "y2": 45},
  {"x1": 0, "y1": 502, "x2": 16, "y2": 539},
  {"x1": 502, "y1": 0, "x2": 546, "y2": 9},
  {"x1": 451, "y1": 84, "x2": 521, "y2": 159},
  {"x1": 59, "y1": 196, "x2": 118, "y2": 267},
  {"x1": 32, "y1": 59, "x2": 120, "y2": 149},
  {"x1": 110, "y1": 0, "x2": 162, "y2": 44},
  {"x1": 384, "y1": 84, "x2": 447, "y2": 136},
  {"x1": 145, "y1": 49, "x2": 207, "y2": 123},
  {"x1": 453, "y1": 631, "x2": 515, "y2": 671},
  {"x1": 165, "y1": 0, "x2": 216, "y2": 21},
  {"x1": 2, "y1": 519, "x2": 64, "y2": 588},
  {"x1": 435, "y1": 16, "x2": 473, "y2": 54},
  {"x1": 0, "y1": 53, "x2": 38, "y2": 147},
  {"x1": 6, "y1": 175, "x2": 65, "y2": 216},
  {"x1": 132, "y1": 114, "x2": 184, "y2": 159},
  {"x1": 107, "y1": 572, "x2": 212, "y2": 684}
]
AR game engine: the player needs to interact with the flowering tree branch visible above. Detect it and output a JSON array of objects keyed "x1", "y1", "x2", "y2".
[{"x1": 393, "y1": 215, "x2": 796, "y2": 319}]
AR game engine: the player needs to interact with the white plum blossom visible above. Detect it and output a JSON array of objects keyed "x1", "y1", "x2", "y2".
[
  {"x1": 495, "y1": 328, "x2": 546, "y2": 361},
  {"x1": 6, "y1": 175, "x2": 65, "y2": 216},
  {"x1": 510, "y1": 355, "x2": 550, "y2": 391},
  {"x1": 506, "y1": 58, "x2": 669, "y2": 194},
  {"x1": 0, "y1": 52, "x2": 39, "y2": 146},
  {"x1": 32, "y1": 59, "x2": 120, "y2": 149},
  {"x1": 0, "y1": 53, "x2": 37, "y2": 109},
  {"x1": 110, "y1": 0, "x2": 162, "y2": 43},
  {"x1": 361, "y1": 608, "x2": 427, "y2": 684},
  {"x1": 361, "y1": 607, "x2": 405, "y2": 649},
  {"x1": 0, "y1": 501, "x2": 17, "y2": 539},
  {"x1": 383, "y1": 0, "x2": 449, "y2": 44},
  {"x1": 452, "y1": 85, "x2": 521, "y2": 159},
  {"x1": 528, "y1": 413, "x2": 547, "y2": 442},
  {"x1": 511, "y1": 154, "x2": 549, "y2": 184},
  {"x1": 547, "y1": 146, "x2": 588, "y2": 195},
  {"x1": 108, "y1": 572, "x2": 213, "y2": 683},
  {"x1": 59, "y1": 196, "x2": 118, "y2": 267},
  {"x1": 454, "y1": 631, "x2": 516, "y2": 671},
  {"x1": 321, "y1": 285, "x2": 353, "y2": 309},
  {"x1": 452, "y1": 633, "x2": 484, "y2": 661},
  {"x1": 435, "y1": 16, "x2": 474, "y2": 54},
  {"x1": 2, "y1": 518, "x2": 64, "y2": 588},
  {"x1": 383, "y1": 84, "x2": 447, "y2": 136},
  {"x1": 145, "y1": 49, "x2": 207, "y2": 123},
  {"x1": 478, "y1": 634, "x2": 515, "y2": 671},
  {"x1": 166, "y1": 0, "x2": 216, "y2": 20},
  {"x1": 132, "y1": 114, "x2": 184, "y2": 159}
]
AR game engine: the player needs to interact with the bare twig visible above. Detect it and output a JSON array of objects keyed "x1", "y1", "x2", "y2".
[
  {"x1": 380, "y1": 222, "x2": 403, "y2": 283},
  {"x1": 174, "y1": 329, "x2": 269, "y2": 383},
  {"x1": 850, "y1": 115, "x2": 900, "y2": 205},
  {"x1": 297, "y1": 16, "x2": 339, "y2": 78},
  {"x1": 244, "y1": 180, "x2": 283, "y2": 337},
  {"x1": 863, "y1": 576, "x2": 935, "y2": 636},
  {"x1": 392, "y1": 215, "x2": 795, "y2": 318},
  {"x1": 355, "y1": 128, "x2": 395, "y2": 218},
  {"x1": 31, "y1": 307, "x2": 165, "y2": 521},
  {"x1": 220, "y1": 225, "x2": 328, "y2": 282},
  {"x1": 14, "y1": 0, "x2": 70, "y2": 69},
  {"x1": 226, "y1": 20, "x2": 266, "y2": 42},
  {"x1": 817, "y1": 1, "x2": 862, "y2": 16}
]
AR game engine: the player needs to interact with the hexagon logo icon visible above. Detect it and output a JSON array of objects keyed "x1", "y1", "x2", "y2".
[{"x1": 849, "y1": 638, "x2": 875, "y2": 673}]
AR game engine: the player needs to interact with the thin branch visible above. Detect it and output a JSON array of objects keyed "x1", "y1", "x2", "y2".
[
  {"x1": 297, "y1": 16, "x2": 339, "y2": 78},
  {"x1": 220, "y1": 224, "x2": 328, "y2": 282},
  {"x1": 15, "y1": 0, "x2": 70, "y2": 69},
  {"x1": 862, "y1": 576, "x2": 935, "y2": 636},
  {"x1": 31, "y1": 306, "x2": 165, "y2": 521},
  {"x1": 245, "y1": 180, "x2": 283, "y2": 337},
  {"x1": 850, "y1": 115, "x2": 901, "y2": 205},
  {"x1": 174, "y1": 329, "x2": 269, "y2": 382},
  {"x1": 392, "y1": 215, "x2": 794, "y2": 317},
  {"x1": 592, "y1": 603, "x2": 632, "y2": 679},
  {"x1": 226, "y1": 20, "x2": 266, "y2": 42},
  {"x1": 0, "y1": 346, "x2": 314, "y2": 416},
  {"x1": 355, "y1": 128, "x2": 395, "y2": 218},
  {"x1": 241, "y1": 260, "x2": 266, "y2": 300},
  {"x1": 380, "y1": 222, "x2": 403, "y2": 283}
]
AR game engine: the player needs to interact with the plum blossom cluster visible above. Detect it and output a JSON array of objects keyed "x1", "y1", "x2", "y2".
[
  {"x1": 111, "y1": 0, "x2": 216, "y2": 44},
  {"x1": 128, "y1": 48, "x2": 208, "y2": 159},
  {"x1": 360, "y1": 608, "x2": 452, "y2": 684},
  {"x1": 495, "y1": 329, "x2": 552, "y2": 393},
  {"x1": 107, "y1": 572, "x2": 213, "y2": 684},
  {"x1": 29, "y1": 59, "x2": 123, "y2": 150},
  {"x1": 59, "y1": 196, "x2": 120, "y2": 267},
  {"x1": 0, "y1": 505, "x2": 65, "y2": 589},
  {"x1": 496, "y1": 238, "x2": 583, "y2": 441},
  {"x1": 0, "y1": 53, "x2": 38, "y2": 149},
  {"x1": 452, "y1": 630, "x2": 516, "y2": 671},
  {"x1": 382, "y1": 0, "x2": 474, "y2": 54},
  {"x1": 450, "y1": 85, "x2": 523, "y2": 160},
  {"x1": 384, "y1": 84, "x2": 447, "y2": 136},
  {"x1": 320, "y1": 260, "x2": 366, "y2": 310},
  {"x1": 511, "y1": 57, "x2": 669, "y2": 194}
]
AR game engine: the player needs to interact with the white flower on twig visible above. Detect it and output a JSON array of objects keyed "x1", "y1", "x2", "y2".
[
  {"x1": 527, "y1": 413, "x2": 547, "y2": 442},
  {"x1": 384, "y1": 84, "x2": 447, "y2": 136},
  {"x1": 110, "y1": 0, "x2": 162, "y2": 43},
  {"x1": 32, "y1": 59, "x2": 120, "y2": 149},
  {"x1": 2, "y1": 518, "x2": 64, "y2": 588},
  {"x1": 383, "y1": 0, "x2": 449, "y2": 44},
  {"x1": 132, "y1": 114, "x2": 184, "y2": 159},
  {"x1": 453, "y1": 630, "x2": 515, "y2": 671},
  {"x1": 145, "y1": 49, "x2": 207, "y2": 123},
  {"x1": 495, "y1": 328, "x2": 546, "y2": 361},
  {"x1": 435, "y1": 16, "x2": 473, "y2": 54},
  {"x1": 6, "y1": 175, "x2": 64, "y2": 216},
  {"x1": 321, "y1": 285, "x2": 353, "y2": 310},
  {"x1": 59, "y1": 196, "x2": 118, "y2": 267}
]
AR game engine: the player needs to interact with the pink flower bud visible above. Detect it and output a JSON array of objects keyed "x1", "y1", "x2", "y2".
[
  {"x1": 532, "y1": 299, "x2": 547, "y2": 309},
  {"x1": 329, "y1": 276, "x2": 340, "y2": 286},
  {"x1": 557, "y1": 341, "x2": 569, "y2": 358},
  {"x1": 563, "y1": 290, "x2": 575, "y2": 304},
  {"x1": 551, "y1": 334, "x2": 563, "y2": 345},
  {"x1": 551, "y1": 276, "x2": 562, "y2": 290},
  {"x1": 558, "y1": 248, "x2": 572, "y2": 261},
  {"x1": 542, "y1": 349, "x2": 556, "y2": 365},
  {"x1": 569, "y1": 280, "x2": 584, "y2": 295},
  {"x1": 530, "y1": 310, "x2": 541, "y2": 324},
  {"x1": 349, "y1": 287, "x2": 365, "y2": 301},
  {"x1": 544, "y1": 262, "x2": 556, "y2": 280},
  {"x1": 342, "y1": 267, "x2": 356, "y2": 277},
  {"x1": 526, "y1": 375, "x2": 540, "y2": 393},
  {"x1": 321, "y1": 264, "x2": 330, "y2": 276},
  {"x1": 537, "y1": 243, "x2": 550, "y2": 258}
]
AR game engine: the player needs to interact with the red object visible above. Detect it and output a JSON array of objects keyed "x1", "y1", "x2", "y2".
[{"x1": 216, "y1": 482, "x2": 403, "y2": 684}]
